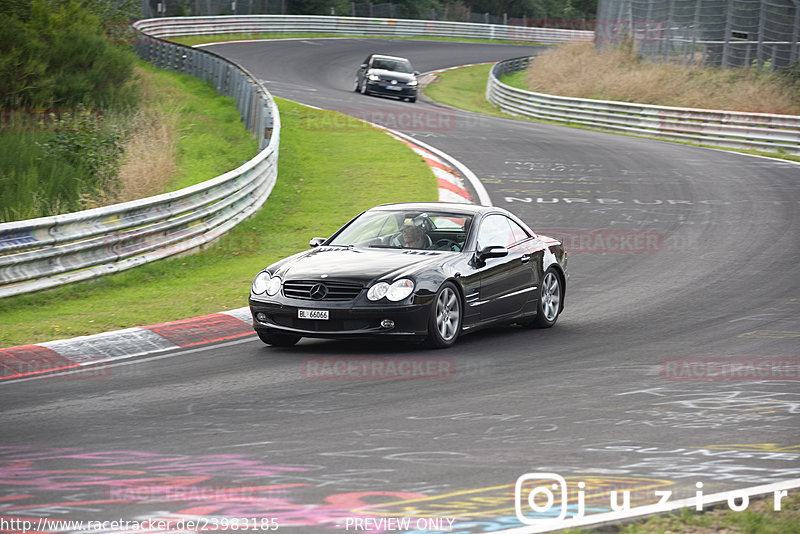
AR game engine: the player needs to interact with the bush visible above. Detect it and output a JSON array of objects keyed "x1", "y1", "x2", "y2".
[
  {"x1": 0, "y1": 0, "x2": 136, "y2": 109},
  {"x1": 36, "y1": 108, "x2": 124, "y2": 187}
]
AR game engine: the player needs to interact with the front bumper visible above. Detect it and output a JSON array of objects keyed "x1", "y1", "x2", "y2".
[
  {"x1": 365, "y1": 81, "x2": 417, "y2": 98},
  {"x1": 249, "y1": 296, "x2": 432, "y2": 339}
]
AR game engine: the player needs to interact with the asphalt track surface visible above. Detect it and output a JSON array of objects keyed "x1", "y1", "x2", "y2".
[{"x1": 2, "y1": 39, "x2": 799, "y2": 532}]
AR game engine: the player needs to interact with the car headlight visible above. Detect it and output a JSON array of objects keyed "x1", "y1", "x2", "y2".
[
  {"x1": 252, "y1": 271, "x2": 270, "y2": 295},
  {"x1": 408, "y1": 80, "x2": 418, "y2": 86},
  {"x1": 252, "y1": 271, "x2": 282, "y2": 296},
  {"x1": 387, "y1": 279, "x2": 414, "y2": 301},
  {"x1": 266, "y1": 275, "x2": 282, "y2": 296},
  {"x1": 367, "y1": 279, "x2": 415, "y2": 302},
  {"x1": 367, "y1": 282, "x2": 390, "y2": 301},
  {"x1": 368, "y1": 74, "x2": 380, "y2": 81}
]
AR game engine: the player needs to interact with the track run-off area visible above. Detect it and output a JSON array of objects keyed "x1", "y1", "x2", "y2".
[{"x1": 1, "y1": 38, "x2": 799, "y2": 533}]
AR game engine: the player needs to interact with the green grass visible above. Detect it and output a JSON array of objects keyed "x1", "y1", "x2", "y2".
[
  {"x1": 0, "y1": 131, "x2": 88, "y2": 222},
  {"x1": 135, "y1": 61, "x2": 258, "y2": 191},
  {"x1": 0, "y1": 98, "x2": 437, "y2": 347},
  {"x1": 423, "y1": 63, "x2": 505, "y2": 116},
  {"x1": 498, "y1": 69, "x2": 528, "y2": 90}
]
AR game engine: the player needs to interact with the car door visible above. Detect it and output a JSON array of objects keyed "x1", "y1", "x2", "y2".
[{"x1": 474, "y1": 214, "x2": 536, "y2": 321}]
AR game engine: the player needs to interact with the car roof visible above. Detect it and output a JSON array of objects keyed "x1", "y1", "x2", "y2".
[
  {"x1": 370, "y1": 54, "x2": 411, "y2": 62},
  {"x1": 369, "y1": 202, "x2": 497, "y2": 215}
]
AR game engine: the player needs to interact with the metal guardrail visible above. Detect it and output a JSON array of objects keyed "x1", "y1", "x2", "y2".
[
  {"x1": 0, "y1": 28, "x2": 280, "y2": 298},
  {"x1": 487, "y1": 57, "x2": 800, "y2": 154},
  {"x1": 133, "y1": 15, "x2": 594, "y2": 44}
]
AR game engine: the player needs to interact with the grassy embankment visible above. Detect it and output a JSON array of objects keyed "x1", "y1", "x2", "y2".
[
  {"x1": 125, "y1": 61, "x2": 258, "y2": 194},
  {"x1": 0, "y1": 60, "x2": 256, "y2": 221},
  {"x1": 0, "y1": 65, "x2": 436, "y2": 347}
]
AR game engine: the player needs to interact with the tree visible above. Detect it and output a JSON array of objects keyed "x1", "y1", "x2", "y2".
[
  {"x1": 0, "y1": 0, "x2": 136, "y2": 109},
  {"x1": 0, "y1": 14, "x2": 49, "y2": 108}
]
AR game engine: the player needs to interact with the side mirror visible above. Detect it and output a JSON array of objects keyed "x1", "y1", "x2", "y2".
[
  {"x1": 360, "y1": 63, "x2": 368, "y2": 69},
  {"x1": 475, "y1": 245, "x2": 508, "y2": 265},
  {"x1": 309, "y1": 237, "x2": 326, "y2": 247},
  {"x1": 413, "y1": 70, "x2": 420, "y2": 76}
]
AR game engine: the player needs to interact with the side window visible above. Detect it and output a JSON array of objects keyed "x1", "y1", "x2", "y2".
[
  {"x1": 364, "y1": 56, "x2": 372, "y2": 68},
  {"x1": 477, "y1": 215, "x2": 515, "y2": 249},
  {"x1": 508, "y1": 219, "x2": 531, "y2": 245}
]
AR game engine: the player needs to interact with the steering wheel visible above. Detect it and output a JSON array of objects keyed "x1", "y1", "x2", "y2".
[{"x1": 433, "y1": 239, "x2": 461, "y2": 251}]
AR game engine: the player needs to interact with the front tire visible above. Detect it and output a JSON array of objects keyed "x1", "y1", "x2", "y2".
[
  {"x1": 426, "y1": 282, "x2": 462, "y2": 348},
  {"x1": 527, "y1": 269, "x2": 562, "y2": 328},
  {"x1": 257, "y1": 330, "x2": 301, "y2": 347}
]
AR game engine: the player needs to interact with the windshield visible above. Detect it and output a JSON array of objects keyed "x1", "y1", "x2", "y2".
[
  {"x1": 371, "y1": 58, "x2": 413, "y2": 73},
  {"x1": 329, "y1": 210, "x2": 473, "y2": 251}
]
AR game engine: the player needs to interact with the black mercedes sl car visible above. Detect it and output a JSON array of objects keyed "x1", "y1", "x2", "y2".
[
  {"x1": 354, "y1": 54, "x2": 419, "y2": 102},
  {"x1": 249, "y1": 203, "x2": 567, "y2": 348}
]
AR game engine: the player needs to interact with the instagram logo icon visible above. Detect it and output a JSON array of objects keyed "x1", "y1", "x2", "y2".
[{"x1": 515, "y1": 473, "x2": 570, "y2": 524}]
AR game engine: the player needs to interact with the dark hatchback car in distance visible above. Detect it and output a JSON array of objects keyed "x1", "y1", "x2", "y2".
[
  {"x1": 249, "y1": 203, "x2": 568, "y2": 349},
  {"x1": 355, "y1": 54, "x2": 419, "y2": 102}
]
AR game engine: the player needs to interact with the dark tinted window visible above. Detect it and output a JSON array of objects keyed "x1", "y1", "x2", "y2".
[{"x1": 370, "y1": 57, "x2": 413, "y2": 73}]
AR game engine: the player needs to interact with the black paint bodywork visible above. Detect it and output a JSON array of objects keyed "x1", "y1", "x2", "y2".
[
  {"x1": 249, "y1": 203, "x2": 567, "y2": 344},
  {"x1": 355, "y1": 54, "x2": 419, "y2": 102}
]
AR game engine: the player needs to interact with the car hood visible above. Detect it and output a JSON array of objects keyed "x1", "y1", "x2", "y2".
[
  {"x1": 271, "y1": 246, "x2": 445, "y2": 284},
  {"x1": 369, "y1": 69, "x2": 416, "y2": 82}
]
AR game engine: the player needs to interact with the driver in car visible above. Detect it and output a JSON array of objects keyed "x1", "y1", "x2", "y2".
[{"x1": 399, "y1": 221, "x2": 430, "y2": 249}]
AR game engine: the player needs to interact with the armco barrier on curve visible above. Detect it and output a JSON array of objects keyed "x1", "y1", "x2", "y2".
[
  {"x1": 132, "y1": 14, "x2": 594, "y2": 44},
  {"x1": 487, "y1": 57, "x2": 800, "y2": 155},
  {"x1": 0, "y1": 27, "x2": 280, "y2": 298}
]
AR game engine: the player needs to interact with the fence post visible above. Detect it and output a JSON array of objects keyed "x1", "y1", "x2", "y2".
[
  {"x1": 756, "y1": 0, "x2": 767, "y2": 69},
  {"x1": 722, "y1": 0, "x2": 733, "y2": 69},
  {"x1": 793, "y1": 1, "x2": 800, "y2": 65}
]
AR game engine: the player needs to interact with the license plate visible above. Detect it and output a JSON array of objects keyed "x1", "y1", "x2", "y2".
[
  {"x1": 298, "y1": 309, "x2": 329, "y2": 320},
  {"x1": 386, "y1": 85, "x2": 402, "y2": 90}
]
